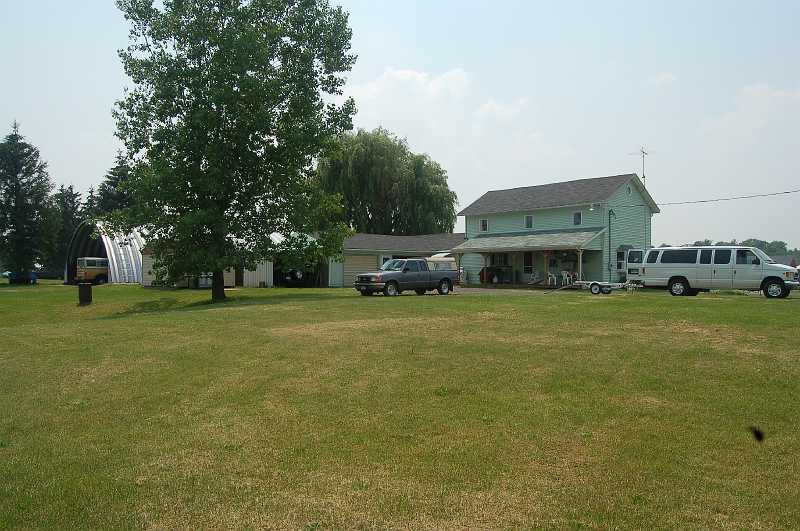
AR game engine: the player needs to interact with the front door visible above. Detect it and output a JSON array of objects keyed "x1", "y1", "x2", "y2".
[
  {"x1": 711, "y1": 249, "x2": 733, "y2": 289},
  {"x1": 733, "y1": 249, "x2": 763, "y2": 289}
]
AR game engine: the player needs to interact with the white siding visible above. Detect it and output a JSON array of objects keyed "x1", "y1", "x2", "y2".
[
  {"x1": 140, "y1": 254, "x2": 156, "y2": 286},
  {"x1": 343, "y1": 254, "x2": 378, "y2": 287},
  {"x1": 243, "y1": 261, "x2": 273, "y2": 288}
]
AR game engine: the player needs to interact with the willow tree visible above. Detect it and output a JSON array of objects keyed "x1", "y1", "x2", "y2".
[
  {"x1": 316, "y1": 128, "x2": 457, "y2": 235},
  {"x1": 112, "y1": 0, "x2": 356, "y2": 300}
]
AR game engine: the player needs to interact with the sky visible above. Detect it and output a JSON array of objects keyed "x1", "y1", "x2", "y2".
[{"x1": 1, "y1": 0, "x2": 798, "y2": 247}]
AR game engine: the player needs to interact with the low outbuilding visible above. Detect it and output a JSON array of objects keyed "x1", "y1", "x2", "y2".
[{"x1": 327, "y1": 233, "x2": 466, "y2": 287}]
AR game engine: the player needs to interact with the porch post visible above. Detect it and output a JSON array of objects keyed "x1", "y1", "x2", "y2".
[{"x1": 578, "y1": 248, "x2": 584, "y2": 280}]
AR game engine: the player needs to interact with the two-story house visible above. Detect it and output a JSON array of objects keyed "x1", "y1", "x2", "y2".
[{"x1": 451, "y1": 173, "x2": 659, "y2": 285}]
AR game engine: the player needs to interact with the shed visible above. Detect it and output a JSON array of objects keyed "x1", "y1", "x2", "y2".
[{"x1": 64, "y1": 220, "x2": 145, "y2": 284}]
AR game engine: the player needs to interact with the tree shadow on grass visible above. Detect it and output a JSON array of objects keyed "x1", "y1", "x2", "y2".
[{"x1": 101, "y1": 290, "x2": 357, "y2": 319}]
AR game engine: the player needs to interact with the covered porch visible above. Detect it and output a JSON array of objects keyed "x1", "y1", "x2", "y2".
[{"x1": 451, "y1": 230, "x2": 605, "y2": 287}]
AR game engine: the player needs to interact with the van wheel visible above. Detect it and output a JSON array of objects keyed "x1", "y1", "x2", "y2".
[
  {"x1": 668, "y1": 277, "x2": 689, "y2": 296},
  {"x1": 383, "y1": 281, "x2": 399, "y2": 296},
  {"x1": 415, "y1": 289, "x2": 426, "y2": 296},
  {"x1": 763, "y1": 279, "x2": 786, "y2": 299},
  {"x1": 437, "y1": 279, "x2": 451, "y2": 295}
]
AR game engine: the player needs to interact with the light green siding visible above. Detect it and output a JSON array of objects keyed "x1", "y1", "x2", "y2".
[
  {"x1": 327, "y1": 258, "x2": 344, "y2": 287},
  {"x1": 604, "y1": 178, "x2": 655, "y2": 282},
  {"x1": 459, "y1": 253, "x2": 484, "y2": 285},
  {"x1": 458, "y1": 176, "x2": 656, "y2": 284},
  {"x1": 465, "y1": 206, "x2": 606, "y2": 238}
]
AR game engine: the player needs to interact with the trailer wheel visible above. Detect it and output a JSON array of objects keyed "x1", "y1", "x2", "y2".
[
  {"x1": 601, "y1": 286, "x2": 612, "y2": 294},
  {"x1": 590, "y1": 283, "x2": 601, "y2": 295}
]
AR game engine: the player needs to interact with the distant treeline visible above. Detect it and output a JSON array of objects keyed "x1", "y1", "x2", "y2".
[{"x1": 658, "y1": 238, "x2": 799, "y2": 261}]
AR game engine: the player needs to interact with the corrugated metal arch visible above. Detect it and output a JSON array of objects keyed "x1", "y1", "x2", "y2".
[{"x1": 64, "y1": 220, "x2": 145, "y2": 284}]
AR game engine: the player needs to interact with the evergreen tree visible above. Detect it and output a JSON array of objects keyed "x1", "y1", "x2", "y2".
[
  {"x1": 83, "y1": 187, "x2": 100, "y2": 218},
  {"x1": 96, "y1": 153, "x2": 132, "y2": 214},
  {"x1": 47, "y1": 184, "x2": 84, "y2": 272},
  {"x1": 0, "y1": 122, "x2": 54, "y2": 274}
]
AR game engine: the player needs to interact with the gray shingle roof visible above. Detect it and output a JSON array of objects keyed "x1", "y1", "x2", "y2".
[
  {"x1": 344, "y1": 233, "x2": 466, "y2": 253},
  {"x1": 458, "y1": 174, "x2": 641, "y2": 216},
  {"x1": 451, "y1": 230, "x2": 603, "y2": 253}
]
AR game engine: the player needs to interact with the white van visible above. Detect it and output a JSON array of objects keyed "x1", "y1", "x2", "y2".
[{"x1": 626, "y1": 246, "x2": 799, "y2": 298}]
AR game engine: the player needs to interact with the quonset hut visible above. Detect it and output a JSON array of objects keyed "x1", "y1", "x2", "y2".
[{"x1": 64, "y1": 220, "x2": 145, "y2": 284}]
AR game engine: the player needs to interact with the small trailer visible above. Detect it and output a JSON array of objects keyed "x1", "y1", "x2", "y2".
[{"x1": 574, "y1": 280, "x2": 640, "y2": 295}]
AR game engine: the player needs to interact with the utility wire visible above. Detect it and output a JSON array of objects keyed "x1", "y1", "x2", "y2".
[{"x1": 657, "y1": 188, "x2": 800, "y2": 206}]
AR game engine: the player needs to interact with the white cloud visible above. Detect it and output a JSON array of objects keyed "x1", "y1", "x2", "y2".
[
  {"x1": 341, "y1": 67, "x2": 577, "y2": 218},
  {"x1": 647, "y1": 71, "x2": 677, "y2": 86}
]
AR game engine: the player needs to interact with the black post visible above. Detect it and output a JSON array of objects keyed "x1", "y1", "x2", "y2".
[
  {"x1": 78, "y1": 282, "x2": 92, "y2": 306},
  {"x1": 608, "y1": 208, "x2": 616, "y2": 275}
]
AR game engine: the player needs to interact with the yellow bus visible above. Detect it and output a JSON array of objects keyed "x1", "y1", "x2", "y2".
[{"x1": 76, "y1": 257, "x2": 110, "y2": 284}]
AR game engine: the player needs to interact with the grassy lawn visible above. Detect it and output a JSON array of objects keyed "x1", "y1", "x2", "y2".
[{"x1": 1, "y1": 282, "x2": 798, "y2": 528}]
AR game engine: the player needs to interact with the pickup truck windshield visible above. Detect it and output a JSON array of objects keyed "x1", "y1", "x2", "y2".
[{"x1": 381, "y1": 259, "x2": 405, "y2": 271}]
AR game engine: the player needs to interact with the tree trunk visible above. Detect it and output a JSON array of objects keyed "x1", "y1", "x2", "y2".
[{"x1": 211, "y1": 270, "x2": 226, "y2": 301}]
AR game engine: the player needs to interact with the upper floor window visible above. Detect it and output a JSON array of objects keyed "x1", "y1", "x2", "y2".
[
  {"x1": 479, "y1": 219, "x2": 489, "y2": 232},
  {"x1": 573, "y1": 212, "x2": 582, "y2": 226},
  {"x1": 524, "y1": 215, "x2": 534, "y2": 229}
]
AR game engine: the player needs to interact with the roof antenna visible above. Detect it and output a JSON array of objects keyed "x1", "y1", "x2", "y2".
[{"x1": 628, "y1": 146, "x2": 650, "y2": 187}]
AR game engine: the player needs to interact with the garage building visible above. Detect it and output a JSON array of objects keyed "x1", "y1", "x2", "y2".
[{"x1": 328, "y1": 233, "x2": 466, "y2": 288}]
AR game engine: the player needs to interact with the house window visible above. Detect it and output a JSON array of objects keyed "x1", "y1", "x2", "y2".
[
  {"x1": 573, "y1": 212, "x2": 582, "y2": 226},
  {"x1": 479, "y1": 219, "x2": 489, "y2": 232},
  {"x1": 627, "y1": 185, "x2": 632, "y2": 195},
  {"x1": 524, "y1": 215, "x2": 534, "y2": 229}
]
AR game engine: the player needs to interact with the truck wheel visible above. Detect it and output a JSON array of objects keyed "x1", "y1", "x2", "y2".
[
  {"x1": 415, "y1": 289, "x2": 426, "y2": 296},
  {"x1": 383, "y1": 281, "x2": 399, "y2": 296},
  {"x1": 668, "y1": 277, "x2": 689, "y2": 296},
  {"x1": 590, "y1": 283, "x2": 601, "y2": 295},
  {"x1": 763, "y1": 279, "x2": 786, "y2": 299},
  {"x1": 437, "y1": 279, "x2": 451, "y2": 295}
]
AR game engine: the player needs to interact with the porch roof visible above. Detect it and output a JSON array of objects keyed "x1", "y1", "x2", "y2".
[{"x1": 450, "y1": 229, "x2": 603, "y2": 254}]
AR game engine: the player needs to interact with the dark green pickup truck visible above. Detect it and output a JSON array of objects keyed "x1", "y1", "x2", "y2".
[{"x1": 354, "y1": 258, "x2": 459, "y2": 296}]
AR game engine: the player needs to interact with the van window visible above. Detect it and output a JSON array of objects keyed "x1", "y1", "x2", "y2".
[
  {"x1": 714, "y1": 249, "x2": 732, "y2": 265},
  {"x1": 699, "y1": 250, "x2": 712, "y2": 264},
  {"x1": 736, "y1": 249, "x2": 758, "y2": 265},
  {"x1": 406, "y1": 260, "x2": 420, "y2": 272},
  {"x1": 627, "y1": 250, "x2": 643, "y2": 264},
  {"x1": 660, "y1": 249, "x2": 698, "y2": 264},
  {"x1": 646, "y1": 250, "x2": 660, "y2": 264},
  {"x1": 418, "y1": 260, "x2": 429, "y2": 272}
]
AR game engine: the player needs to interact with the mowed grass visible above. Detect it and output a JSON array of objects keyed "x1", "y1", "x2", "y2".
[{"x1": 0, "y1": 282, "x2": 798, "y2": 529}]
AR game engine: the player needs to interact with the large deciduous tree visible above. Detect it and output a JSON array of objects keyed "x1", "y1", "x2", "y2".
[
  {"x1": 112, "y1": 0, "x2": 356, "y2": 300},
  {"x1": 0, "y1": 122, "x2": 54, "y2": 275},
  {"x1": 316, "y1": 128, "x2": 458, "y2": 235}
]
